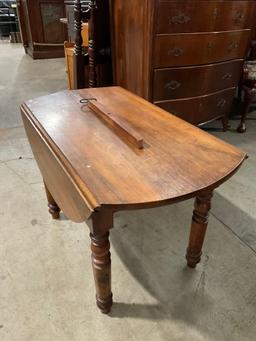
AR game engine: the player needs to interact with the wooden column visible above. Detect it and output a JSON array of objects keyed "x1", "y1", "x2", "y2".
[
  {"x1": 88, "y1": 0, "x2": 97, "y2": 87},
  {"x1": 186, "y1": 191, "x2": 213, "y2": 268},
  {"x1": 44, "y1": 182, "x2": 60, "y2": 219},
  {"x1": 73, "y1": 0, "x2": 85, "y2": 89},
  {"x1": 90, "y1": 211, "x2": 113, "y2": 313}
]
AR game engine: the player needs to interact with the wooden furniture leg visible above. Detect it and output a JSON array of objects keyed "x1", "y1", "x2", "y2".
[
  {"x1": 44, "y1": 182, "x2": 60, "y2": 219},
  {"x1": 237, "y1": 87, "x2": 256, "y2": 133},
  {"x1": 90, "y1": 211, "x2": 113, "y2": 313},
  {"x1": 186, "y1": 191, "x2": 213, "y2": 268},
  {"x1": 221, "y1": 115, "x2": 230, "y2": 132}
]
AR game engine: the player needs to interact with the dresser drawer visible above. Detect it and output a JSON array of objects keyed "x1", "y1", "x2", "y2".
[
  {"x1": 153, "y1": 60, "x2": 243, "y2": 101},
  {"x1": 154, "y1": 88, "x2": 236, "y2": 125},
  {"x1": 154, "y1": 30, "x2": 250, "y2": 68},
  {"x1": 156, "y1": 1, "x2": 255, "y2": 34}
]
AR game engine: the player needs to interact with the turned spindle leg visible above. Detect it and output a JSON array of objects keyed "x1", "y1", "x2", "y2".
[
  {"x1": 221, "y1": 115, "x2": 230, "y2": 132},
  {"x1": 237, "y1": 87, "x2": 256, "y2": 133},
  {"x1": 90, "y1": 231, "x2": 113, "y2": 313},
  {"x1": 44, "y1": 182, "x2": 60, "y2": 219},
  {"x1": 186, "y1": 191, "x2": 213, "y2": 268}
]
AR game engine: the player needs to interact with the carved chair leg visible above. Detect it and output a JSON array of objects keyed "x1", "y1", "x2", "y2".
[
  {"x1": 186, "y1": 191, "x2": 213, "y2": 268},
  {"x1": 221, "y1": 115, "x2": 230, "y2": 132},
  {"x1": 90, "y1": 231, "x2": 112, "y2": 313},
  {"x1": 43, "y1": 182, "x2": 60, "y2": 219},
  {"x1": 237, "y1": 88, "x2": 254, "y2": 133}
]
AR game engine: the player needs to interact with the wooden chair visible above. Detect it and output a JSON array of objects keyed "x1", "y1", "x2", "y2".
[
  {"x1": 237, "y1": 40, "x2": 256, "y2": 133},
  {"x1": 72, "y1": 0, "x2": 112, "y2": 89}
]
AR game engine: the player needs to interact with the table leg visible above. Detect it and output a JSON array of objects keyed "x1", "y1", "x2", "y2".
[
  {"x1": 186, "y1": 191, "x2": 213, "y2": 268},
  {"x1": 43, "y1": 182, "x2": 60, "y2": 219},
  {"x1": 90, "y1": 230, "x2": 113, "y2": 314}
]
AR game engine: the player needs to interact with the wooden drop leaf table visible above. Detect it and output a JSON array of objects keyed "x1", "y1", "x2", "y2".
[{"x1": 21, "y1": 86, "x2": 246, "y2": 314}]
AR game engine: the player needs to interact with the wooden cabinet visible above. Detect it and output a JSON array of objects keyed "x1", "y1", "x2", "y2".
[
  {"x1": 17, "y1": 0, "x2": 66, "y2": 59},
  {"x1": 110, "y1": 0, "x2": 255, "y2": 126}
]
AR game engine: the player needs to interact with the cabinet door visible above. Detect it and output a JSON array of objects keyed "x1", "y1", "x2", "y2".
[{"x1": 40, "y1": 1, "x2": 65, "y2": 43}]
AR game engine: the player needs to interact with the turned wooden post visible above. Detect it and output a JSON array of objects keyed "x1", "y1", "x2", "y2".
[
  {"x1": 90, "y1": 211, "x2": 113, "y2": 313},
  {"x1": 73, "y1": 0, "x2": 85, "y2": 89},
  {"x1": 88, "y1": 0, "x2": 97, "y2": 87},
  {"x1": 221, "y1": 115, "x2": 230, "y2": 132},
  {"x1": 43, "y1": 182, "x2": 60, "y2": 219},
  {"x1": 186, "y1": 191, "x2": 213, "y2": 268},
  {"x1": 237, "y1": 86, "x2": 256, "y2": 133}
]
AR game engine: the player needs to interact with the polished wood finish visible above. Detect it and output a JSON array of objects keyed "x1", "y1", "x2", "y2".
[
  {"x1": 17, "y1": 0, "x2": 66, "y2": 59},
  {"x1": 155, "y1": 88, "x2": 236, "y2": 126},
  {"x1": 156, "y1": 1, "x2": 255, "y2": 34},
  {"x1": 22, "y1": 111, "x2": 93, "y2": 222},
  {"x1": 21, "y1": 87, "x2": 246, "y2": 313},
  {"x1": 110, "y1": 0, "x2": 155, "y2": 99},
  {"x1": 90, "y1": 212, "x2": 113, "y2": 313},
  {"x1": 110, "y1": 0, "x2": 254, "y2": 127},
  {"x1": 154, "y1": 30, "x2": 251, "y2": 68},
  {"x1": 153, "y1": 60, "x2": 243, "y2": 101},
  {"x1": 186, "y1": 191, "x2": 213, "y2": 268},
  {"x1": 87, "y1": 100, "x2": 144, "y2": 149}
]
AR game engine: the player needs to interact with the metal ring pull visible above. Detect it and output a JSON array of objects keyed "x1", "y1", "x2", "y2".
[
  {"x1": 222, "y1": 73, "x2": 232, "y2": 80},
  {"x1": 169, "y1": 14, "x2": 191, "y2": 25},
  {"x1": 228, "y1": 42, "x2": 239, "y2": 52},
  {"x1": 217, "y1": 98, "x2": 226, "y2": 108},
  {"x1": 168, "y1": 47, "x2": 184, "y2": 57},
  {"x1": 164, "y1": 80, "x2": 181, "y2": 91},
  {"x1": 80, "y1": 98, "x2": 97, "y2": 104},
  {"x1": 234, "y1": 11, "x2": 244, "y2": 23}
]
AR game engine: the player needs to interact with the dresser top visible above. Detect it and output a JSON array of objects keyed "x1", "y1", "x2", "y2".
[{"x1": 21, "y1": 87, "x2": 246, "y2": 212}]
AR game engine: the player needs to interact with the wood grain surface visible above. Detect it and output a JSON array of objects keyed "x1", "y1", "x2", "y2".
[
  {"x1": 154, "y1": 30, "x2": 251, "y2": 68},
  {"x1": 21, "y1": 87, "x2": 246, "y2": 215},
  {"x1": 153, "y1": 59, "x2": 243, "y2": 101},
  {"x1": 156, "y1": 0, "x2": 255, "y2": 34}
]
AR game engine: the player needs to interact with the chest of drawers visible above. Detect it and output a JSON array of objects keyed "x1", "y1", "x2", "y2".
[{"x1": 110, "y1": 0, "x2": 255, "y2": 127}]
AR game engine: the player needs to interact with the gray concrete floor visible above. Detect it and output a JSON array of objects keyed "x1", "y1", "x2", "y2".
[{"x1": 0, "y1": 42, "x2": 256, "y2": 341}]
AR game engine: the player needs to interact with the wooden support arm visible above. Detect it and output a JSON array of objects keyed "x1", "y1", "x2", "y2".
[{"x1": 88, "y1": 100, "x2": 144, "y2": 149}]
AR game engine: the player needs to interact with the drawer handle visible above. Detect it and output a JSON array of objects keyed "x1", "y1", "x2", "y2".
[
  {"x1": 222, "y1": 73, "x2": 232, "y2": 80},
  {"x1": 234, "y1": 11, "x2": 244, "y2": 23},
  {"x1": 168, "y1": 47, "x2": 184, "y2": 57},
  {"x1": 164, "y1": 80, "x2": 181, "y2": 91},
  {"x1": 207, "y1": 42, "x2": 215, "y2": 50},
  {"x1": 217, "y1": 98, "x2": 226, "y2": 108},
  {"x1": 213, "y1": 8, "x2": 218, "y2": 19},
  {"x1": 169, "y1": 14, "x2": 191, "y2": 25},
  {"x1": 228, "y1": 42, "x2": 239, "y2": 52}
]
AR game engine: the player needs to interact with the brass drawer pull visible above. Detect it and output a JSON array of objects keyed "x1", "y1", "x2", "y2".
[
  {"x1": 234, "y1": 11, "x2": 244, "y2": 23},
  {"x1": 164, "y1": 80, "x2": 181, "y2": 91},
  {"x1": 168, "y1": 47, "x2": 184, "y2": 57},
  {"x1": 222, "y1": 73, "x2": 232, "y2": 80},
  {"x1": 213, "y1": 8, "x2": 218, "y2": 19},
  {"x1": 228, "y1": 42, "x2": 239, "y2": 52},
  {"x1": 169, "y1": 14, "x2": 191, "y2": 25},
  {"x1": 217, "y1": 98, "x2": 226, "y2": 108},
  {"x1": 207, "y1": 42, "x2": 215, "y2": 49}
]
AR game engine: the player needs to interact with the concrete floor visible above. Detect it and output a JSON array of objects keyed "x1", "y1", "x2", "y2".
[{"x1": 0, "y1": 42, "x2": 256, "y2": 341}]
